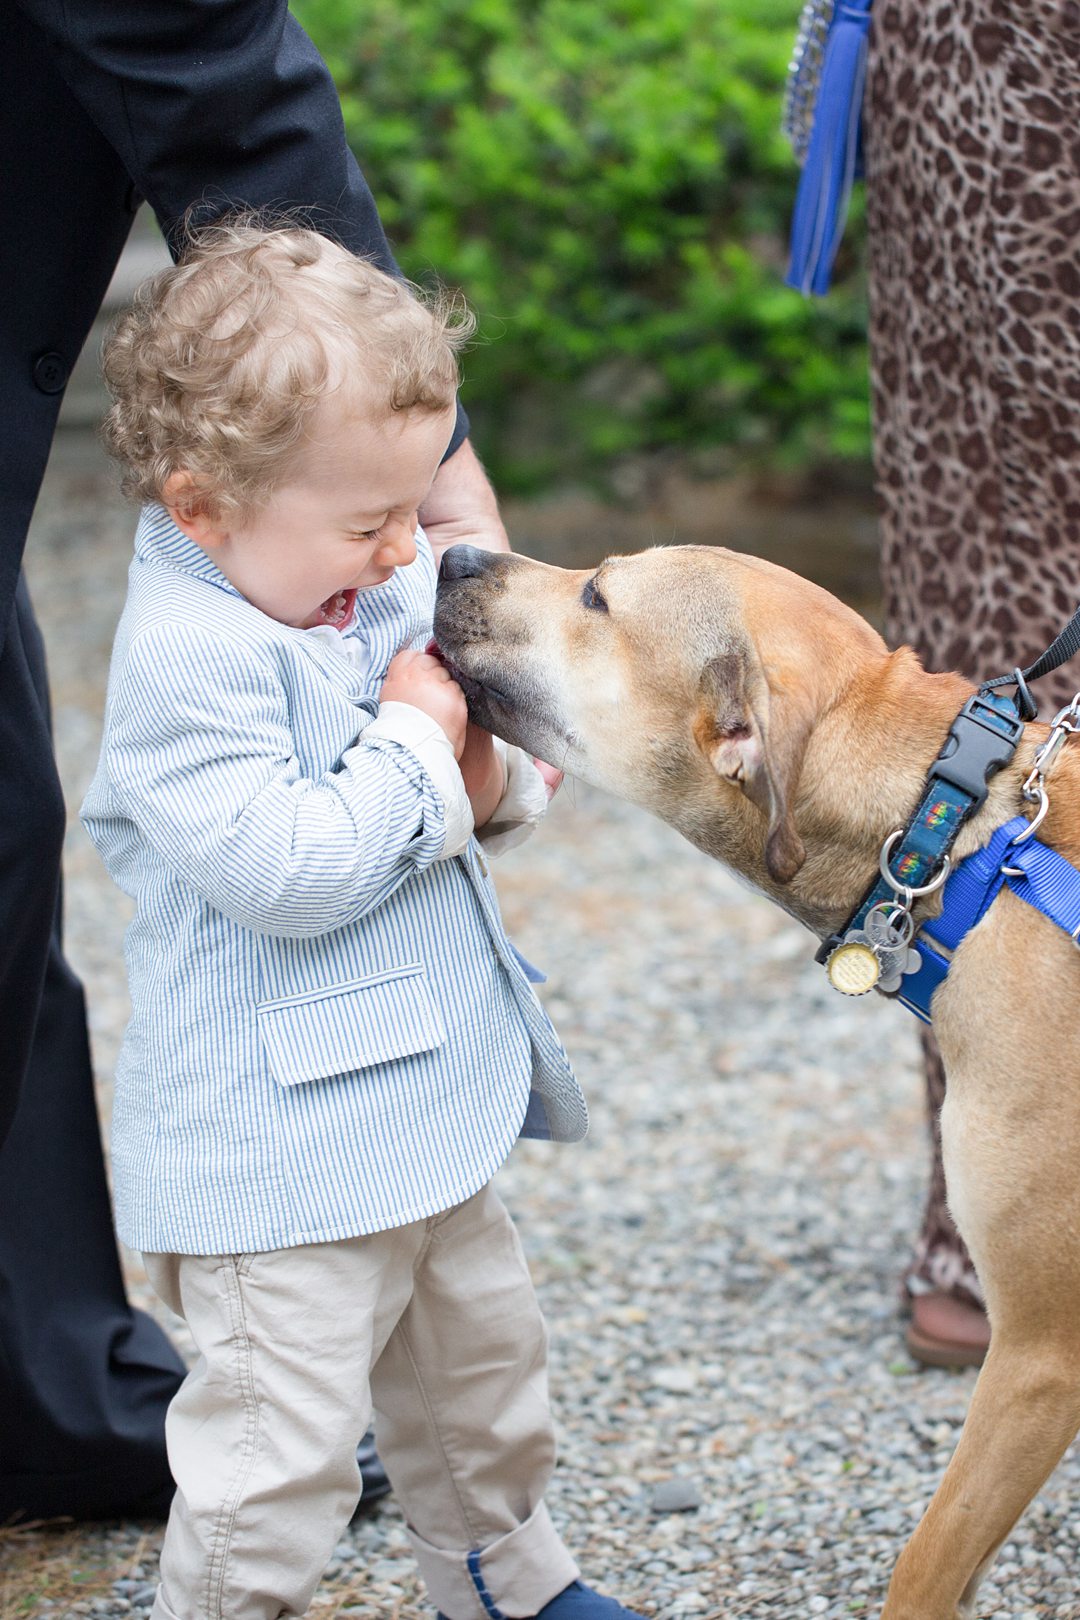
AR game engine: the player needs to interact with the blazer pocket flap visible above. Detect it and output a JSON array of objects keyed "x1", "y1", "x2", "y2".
[{"x1": 256, "y1": 965, "x2": 446, "y2": 1086}]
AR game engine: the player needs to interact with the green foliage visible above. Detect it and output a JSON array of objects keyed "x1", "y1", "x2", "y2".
[{"x1": 294, "y1": 0, "x2": 870, "y2": 491}]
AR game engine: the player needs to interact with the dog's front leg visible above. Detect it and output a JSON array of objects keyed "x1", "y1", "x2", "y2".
[
  {"x1": 880, "y1": 1331, "x2": 1080, "y2": 1619},
  {"x1": 882, "y1": 903, "x2": 1080, "y2": 1620}
]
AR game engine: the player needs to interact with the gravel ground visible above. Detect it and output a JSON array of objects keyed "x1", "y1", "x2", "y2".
[{"x1": 8, "y1": 434, "x2": 1080, "y2": 1620}]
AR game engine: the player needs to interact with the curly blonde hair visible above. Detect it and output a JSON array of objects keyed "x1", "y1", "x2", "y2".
[{"x1": 101, "y1": 220, "x2": 474, "y2": 520}]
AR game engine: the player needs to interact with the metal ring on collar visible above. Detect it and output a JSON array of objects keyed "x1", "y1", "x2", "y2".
[
  {"x1": 1009, "y1": 784, "x2": 1049, "y2": 845},
  {"x1": 878, "y1": 830, "x2": 951, "y2": 898}
]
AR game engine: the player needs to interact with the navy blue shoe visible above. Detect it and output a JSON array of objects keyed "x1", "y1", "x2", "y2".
[{"x1": 438, "y1": 1580, "x2": 646, "y2": 1620}]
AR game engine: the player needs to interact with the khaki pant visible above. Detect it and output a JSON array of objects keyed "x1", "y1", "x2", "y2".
[{"x1": 144, "y1": 1184, "x2": 579, "y2": 1620}]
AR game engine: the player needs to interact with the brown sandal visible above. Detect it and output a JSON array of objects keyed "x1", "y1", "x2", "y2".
[{"x1": 906, "y1": 1292, "x2": 990, "y2": 1369}]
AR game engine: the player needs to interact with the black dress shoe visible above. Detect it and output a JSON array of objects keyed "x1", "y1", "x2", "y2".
[{"x1": 352, "y1": 1426, "x2": 391, "y2": 1516}]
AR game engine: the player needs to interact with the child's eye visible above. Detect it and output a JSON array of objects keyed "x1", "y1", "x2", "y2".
[{"x1": 351, "y1": 528, "x2": 383, "y2": 543}]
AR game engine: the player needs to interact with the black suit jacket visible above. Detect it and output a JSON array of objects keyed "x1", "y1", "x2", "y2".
[{"x1": 2, "y1": 0, "x2": 467, "y2": 644}]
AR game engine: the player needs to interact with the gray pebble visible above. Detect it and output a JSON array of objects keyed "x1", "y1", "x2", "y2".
[{"x1": 650, "y1": 1479, "x2": 705, "y2": 1515}]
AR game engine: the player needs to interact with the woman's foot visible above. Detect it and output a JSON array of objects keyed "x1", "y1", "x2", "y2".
[{"x1": 906, "y1": 1291, "x2": 990, "y2": 1369}]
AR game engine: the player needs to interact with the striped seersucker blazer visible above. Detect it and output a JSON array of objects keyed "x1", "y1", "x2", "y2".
[{"x1": 82, "y1": 506, "x2": 587, "y2": 1256}]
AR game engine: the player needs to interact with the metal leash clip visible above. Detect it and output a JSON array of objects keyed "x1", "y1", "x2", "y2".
[{"x1": 1011, "y1": 692, "x2": 1080, "y2": 849}]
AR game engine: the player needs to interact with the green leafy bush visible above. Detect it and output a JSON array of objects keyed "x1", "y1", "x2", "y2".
[{"x1": 295, "y1": 0, "x2": 870, "y2": 492}]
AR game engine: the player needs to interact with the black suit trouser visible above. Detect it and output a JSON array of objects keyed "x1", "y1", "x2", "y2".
[{"x1": 0, "y1": 8, "x2": 184, "y2": 1518}]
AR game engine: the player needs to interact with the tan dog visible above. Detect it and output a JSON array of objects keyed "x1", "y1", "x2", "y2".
[{"x1": 433, "y1": 542, "x2": 1080, "y2": 1620}]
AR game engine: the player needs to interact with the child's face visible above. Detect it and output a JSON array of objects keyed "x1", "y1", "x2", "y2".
[{"x1": 171, "y1": 402, "x2": 457, "y2": 629}]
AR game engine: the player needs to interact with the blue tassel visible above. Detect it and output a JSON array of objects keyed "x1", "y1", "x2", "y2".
[{"x1": 785, "y1": 0, "x2": 873, "y2": 298}]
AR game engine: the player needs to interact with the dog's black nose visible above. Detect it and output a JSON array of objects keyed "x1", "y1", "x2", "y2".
[{"x1": 438, "y1": 544, "x2": 496, "y2": 583}]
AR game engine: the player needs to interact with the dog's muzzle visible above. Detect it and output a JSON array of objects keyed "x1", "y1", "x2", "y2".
[{"x1": 437, "y1": 544, "x2": 499, "y2": 584}]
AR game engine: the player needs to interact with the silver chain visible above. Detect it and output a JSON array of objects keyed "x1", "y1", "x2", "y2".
[{"x1": 781, "y1": 0, "x2": 834, "y2": 164}]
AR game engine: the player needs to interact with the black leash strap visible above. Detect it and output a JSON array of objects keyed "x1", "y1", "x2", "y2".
[{"x1": 979, "y1": 602, "x2": 1080, "y2": 721}]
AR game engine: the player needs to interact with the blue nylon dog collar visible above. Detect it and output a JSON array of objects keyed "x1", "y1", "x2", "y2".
[{"x1": 815, "y1": 691, "x2": 1025, "y2": 991}]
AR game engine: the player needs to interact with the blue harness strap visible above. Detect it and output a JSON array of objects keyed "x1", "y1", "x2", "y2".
[
  {"x1": 896, "y1": 816, "x2": 1080, "y2": 1022},
  {"x1": 1002, "y1": 832, "x2": 1080, "y2": 941}
]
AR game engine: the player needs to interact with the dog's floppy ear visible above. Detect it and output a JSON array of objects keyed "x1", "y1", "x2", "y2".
[{"x1": 694, "y1": 650, "x2": 812, "y2": 883}]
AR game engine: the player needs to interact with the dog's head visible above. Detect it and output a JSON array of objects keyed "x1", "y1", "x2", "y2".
[{"x1": 434, "y1": 544, "x2": 884, "y2": 885}]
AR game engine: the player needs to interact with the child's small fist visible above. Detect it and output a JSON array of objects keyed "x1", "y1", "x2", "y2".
[{"x1": 380, "y1": 650, "x2": 468, "y2": 757}]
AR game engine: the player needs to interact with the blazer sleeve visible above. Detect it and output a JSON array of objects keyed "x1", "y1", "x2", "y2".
[
  {"x1": 13, "y1": 0, "x2": 469, "y2": 456},
  {"x1": 101, "y1": 622, "x2": 462, "y2": 938}
]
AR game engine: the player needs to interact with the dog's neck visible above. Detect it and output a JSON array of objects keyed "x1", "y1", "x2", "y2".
[
  {"x1": 679, "y1": 648, "x2": 1037, "y2": 941},
  {"x1": 786, "y1": 651, "x2": 974, "y2": 934}
]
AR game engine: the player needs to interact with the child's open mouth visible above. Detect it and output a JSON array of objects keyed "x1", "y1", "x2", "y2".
[{"x1": 314, "y1": 589, "x2": 358, "y2": 630}]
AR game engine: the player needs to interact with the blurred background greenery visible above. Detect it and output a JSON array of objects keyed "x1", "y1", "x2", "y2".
[{"x1": 293, "y1": 0, "x2": 870, "y2": 502}]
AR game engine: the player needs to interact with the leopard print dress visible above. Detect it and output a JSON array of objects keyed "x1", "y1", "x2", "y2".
[{"x1": 864, "y1": 0, "x2": 1080, "y2": 1305}]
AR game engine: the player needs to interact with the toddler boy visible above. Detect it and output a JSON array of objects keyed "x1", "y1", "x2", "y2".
[{"x1": 83, "y1": 223, "x2": 641, "y2": 1620}]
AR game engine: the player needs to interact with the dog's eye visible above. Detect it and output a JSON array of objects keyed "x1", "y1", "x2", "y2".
[{"x1": 581, "y1": 577, "x2": 608, "y2": 613}]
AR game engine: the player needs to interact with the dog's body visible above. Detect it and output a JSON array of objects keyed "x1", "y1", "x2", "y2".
[{"x1": 434, "y1": 543, "x2": 1080, "y2": 1620}]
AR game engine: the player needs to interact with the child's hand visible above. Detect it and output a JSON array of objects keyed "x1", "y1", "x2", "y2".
[
  {"x1": 532, "y1": 759, "x2": 564, "y2": 800},
  {"x1": 458, "y1": 721, "x2": 507, "y2": 828},
  {"x1": 380, "y1": 650, "x2": 468, "y2": 758}
]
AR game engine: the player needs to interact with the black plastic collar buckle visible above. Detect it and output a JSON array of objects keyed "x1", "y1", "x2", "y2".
[{"x1": 928, "y1": 694, "x2": 1024, "y2": 810}]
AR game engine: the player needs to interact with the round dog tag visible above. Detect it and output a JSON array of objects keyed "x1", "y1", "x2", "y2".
[
  {"x1": 864, "y1": 901, "x2": 914, "y2": 948},
  {"x1": 826, "y1": 939, "x2": 880, "y2": 996}
]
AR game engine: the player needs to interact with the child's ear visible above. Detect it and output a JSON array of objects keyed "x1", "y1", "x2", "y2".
[{"x1": 162, "y1": 471, "x2": 228, "y2": 549}]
